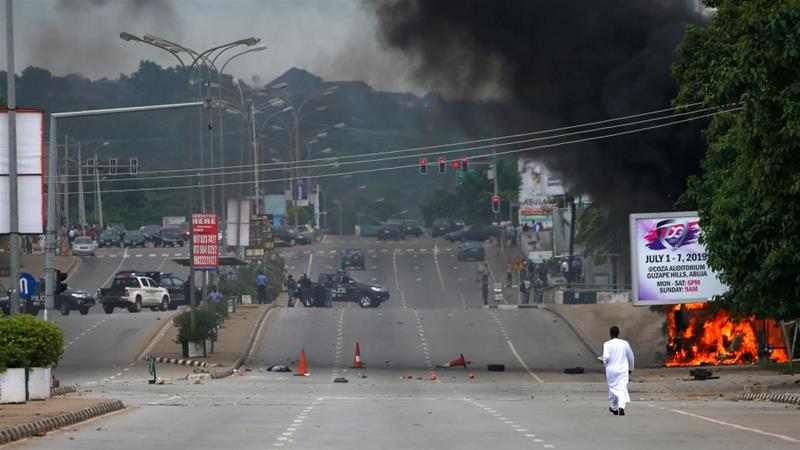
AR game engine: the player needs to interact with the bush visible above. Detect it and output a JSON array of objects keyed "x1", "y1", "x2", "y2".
[
  {"x1": 0, "y1": 314, "x2": 64, "y2": 370},
  {"x1": 173, "y1": 309, "x2": 218, "y2": 344}
]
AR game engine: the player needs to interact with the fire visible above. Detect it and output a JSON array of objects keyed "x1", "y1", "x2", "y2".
[{"x1": 665, "y1": 303, "x2": 789, "y2": 366}]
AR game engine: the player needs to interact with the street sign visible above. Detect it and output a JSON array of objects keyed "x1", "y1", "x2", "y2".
[
  {"x1": 245, "y1": 248, "x2": 265, "y2": 258},
  {"x1": 18, "y1": 272, "x2": 37, "y2": 299},
  {"x1": 192, "y1": 213, "x2": 219, "y2": 270}
]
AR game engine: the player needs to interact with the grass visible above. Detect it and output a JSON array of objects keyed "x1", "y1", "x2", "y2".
[{"x1": 758, "y1": 360, "x2": 800, "y2": 375}]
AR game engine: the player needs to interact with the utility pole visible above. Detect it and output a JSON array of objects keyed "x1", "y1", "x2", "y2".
[
  {"x1": 566, "y1": 197, "x2": 576, "y2": 290},
  {"x1": 293, "y1": 119, "x2": 300, "y2": 226},
  {"x1": 5, "y1": 0, "x2": 20, "y2": 315},
  {"x1": 251, "y1": 100, "x2": 259, "y2": 212},
  {"x1": 95, "y1": 158, "x2": 104, "y2": 228},
  {"x1": 77, "y1": 144, "x2": 86, "y2": 229},
  {"x1": 63, "y1": 135, "x2": 69, "y2": 228}
]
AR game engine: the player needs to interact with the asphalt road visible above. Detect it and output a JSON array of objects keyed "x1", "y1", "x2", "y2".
[
  {"x1": 15, "y1": 236, "x2": 800, "y2": 449},
  {"x1": 50, "y1": 245, "x2": 189, "y2": 385}
]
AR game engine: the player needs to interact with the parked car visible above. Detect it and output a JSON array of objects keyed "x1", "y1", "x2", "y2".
[
  {"x1": 158, "y1": 228, "x2": 185, "y2": 247},
  {"x1": 457, "y1": 241, "x2": 486, "y2": 261},
  {"x1": 316, "y1": 271, "x2": 390, "y2": 308},
  {"x1": 98, "y1": 229, "x2": 122, "y2": 248},
  {"x1": 0, "y1": 281, "x2": 43, "y2": 315},
  {"x1": 377, "y1": 223, "x2": 405, "y2": 241},
  {"x1": 295, "y1": 224, "x2": 315, "y2": 242},
  {"x1": 453, "y1": 219, "x2": 466, "y2": 230},
  {"x1": 56, "y1": 287, "x2": 95, "y2": 316},
  {"x1": 401, "y1": 220, "x2": 423, "y2": 237},
  {"x1": 445, "y1": 224, "x2": 499, "y2": 242},
  {"x1": 271, "y1": 225, "x2": 311, "y2": 247},
  {"x1": 122, "y1": 230, "x2": 147, "y2": 248},
  {"x1": 71, "y1": 236, "x2": 96, "y2": 256},
  {"x1": 140, "y1": 224, "x2": 162, "y2": 244},
  {"x1": 431, "y1": 218, "x2": 457, "y2": 237},
  {"x1": 341, "y1": 248, "x2": 366, "y2": 270},
  {"x1": 109, "y1": 223, "x2": 127, "y2": 239}
]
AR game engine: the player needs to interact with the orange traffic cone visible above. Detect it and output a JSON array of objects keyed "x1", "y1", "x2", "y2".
[
  {"x1": 294, "y1": 348, "x2": 309, "y2": 376},
  {"x1": 436, "y1": 353, "x2": 470, "y2": 369},
  {"x1": 352, "y1": 342, "x2": 364, "y2": 369}
]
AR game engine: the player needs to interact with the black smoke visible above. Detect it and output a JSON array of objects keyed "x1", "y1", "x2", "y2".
[{"x1": 368, "y1": 0, "x2": 707, "y2": 215}]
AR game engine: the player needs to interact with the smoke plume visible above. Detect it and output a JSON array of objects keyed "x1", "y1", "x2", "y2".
[{"x1": 368, "y1": 0, "x2": 707, "y2": 215}]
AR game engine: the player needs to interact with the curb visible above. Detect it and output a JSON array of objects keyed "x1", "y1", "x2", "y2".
[
  {"x1": 49, "y1": 385, "x2": 77, "y2": 397},
  {"x1": 143, "y1": 355, "x2": 218, "y2": 368},
  {"x1": 0, "y1": 399, "x2": 125, "y2": 445},
  {"x1": 211, "y1": 305, "x2": 273, "y2": 379},
  {"x1": 736, "y1": 392, "x2": 800, "y2": 406},
  {"x1": 482, "y1": 304, "x2": 540, "y2": 309},
  {"x1": 540, "y1": 305, "x2": 602, "y2": 357}
]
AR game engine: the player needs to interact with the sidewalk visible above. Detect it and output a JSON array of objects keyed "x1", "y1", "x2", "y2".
[{"x1": 0, "y1": 394, "x2": 125, "y2": 445}]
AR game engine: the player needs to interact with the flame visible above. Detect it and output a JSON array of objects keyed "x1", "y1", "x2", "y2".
[{"x1": 665, "y1": 303, "x2": 789, "y2": 366}]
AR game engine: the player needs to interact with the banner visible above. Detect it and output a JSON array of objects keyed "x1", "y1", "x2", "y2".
[
  {"x1": 629, "y1": 211, "x2": 728, "y2": 306},
  {"x1": 294, "y1": 178, "x2": 309, "y2": 207},
  {"x1": 0, "y1": 110, "x2": 44, "y2": 234},
  {"x1": 226, "y1": 199, "x2": 250, "y2": 247},
  {"x1": 517, "y1": 158, "x2": 563, "y2": 228},
  {"x1": 192, "y1": 213, "x2": 218, "y2": 270}
]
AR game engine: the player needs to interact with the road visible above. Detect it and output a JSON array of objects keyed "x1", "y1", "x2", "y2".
[
  {"x1": 15, "y1": 236, "x2": 800, "y2": 449},
  {"x1": 51, "y1": 245, "x2": 189, "y2": 385}
]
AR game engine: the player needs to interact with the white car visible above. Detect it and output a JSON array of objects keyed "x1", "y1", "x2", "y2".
[
  {"x1": 295, "y1": 224, "x2": 315, "y2": 241},
  {"x1": 97, "y1": 275, "x2": 170, "y2": 314},
  {"x1": 71, "y1": 236, "x2": 96, "y2": 256}
]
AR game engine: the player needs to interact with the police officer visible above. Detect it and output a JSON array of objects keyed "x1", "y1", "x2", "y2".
[
  {"x1": 286, "y1": 274, "x2": 297, "y2": 308},
  {"x1": 298, "y1": 273, "x2": 312, "y2": 307}
]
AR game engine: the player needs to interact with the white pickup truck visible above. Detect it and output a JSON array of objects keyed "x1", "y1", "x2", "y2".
[{"x1": 97, "y1": 274, "x2": 170, "y2": 314}]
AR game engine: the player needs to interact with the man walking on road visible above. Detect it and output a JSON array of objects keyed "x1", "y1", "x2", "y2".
[
  {"x1": 256, "y1": 270, "x2": 268, "y2": 304},
  {"x1": 286, "y1": 274, "x2": 297, "y2": 308},
  {"x1": 506, "y1": 260, "x2": 513, "y2": 287},
  {"x1": 601, "y1": 325, "x2": 635, "y2": 416}
]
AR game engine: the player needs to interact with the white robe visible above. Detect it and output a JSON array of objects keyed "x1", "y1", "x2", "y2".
[{"x1": 602, "y1": 337, "x2": 635, "y2": 410}]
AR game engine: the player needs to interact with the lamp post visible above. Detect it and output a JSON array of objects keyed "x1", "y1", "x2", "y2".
[
  {"x1": 357, "y1": 197, "x2": 384, "y2": 229},
  {"x1": 92, "y1": 141, "x2": 111, "y2": 227},
  {"x1": 120, "y1": 31, "x2": 260, "y2": 331},
  {"x1": 330, "y1": 184, "x2": 366, "y2": 235}
]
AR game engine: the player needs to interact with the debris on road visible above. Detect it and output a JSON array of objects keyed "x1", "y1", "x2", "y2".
[
  {"x1": 267, "y1": 365, "x2": 291, "y2": 372},
  {"x1": 564, "y1": 367, "x2": 585, "y2": 374},
  {"x1": 436, "y1": 353, "x2": 470, "y2": 368},
  {"x1": 687, "y1": 368, "x2": 719, "y2": 381},
  {"x1": 334, "y1": 377, "x2": 349, "y2": 383},
  {"x1": 487, "y1": 364, "x2": 505, "y2": 372}
]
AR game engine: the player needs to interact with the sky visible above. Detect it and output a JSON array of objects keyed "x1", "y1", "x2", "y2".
[{"x1": 1, "y1": 0, "x2": 418, "y2": 92}]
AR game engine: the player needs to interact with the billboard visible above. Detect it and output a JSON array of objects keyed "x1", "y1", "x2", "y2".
[
  {"x1": 0, "y1": 110, "x2": 44, "y2": 234},
  {"x1": 517, "y1": 158, "x2": 563, "y2": 228},
  {"x1": 226, "y1": 199, "x2": 250, "y2": 247},
  {"x1": 192, "y1": 213, "x2": 218, "y2": 270},
  {"x1": 629, "y1": 211, "x2": 728, "y2": 306},
  {"x1": 294, "y1": 178, "x2": 309, "y2": 207}
]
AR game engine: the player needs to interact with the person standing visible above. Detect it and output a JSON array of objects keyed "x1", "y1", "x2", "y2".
[
  {"x1": 208, "y1": 286, "x2": 222, "y2": 304},
  {"x1": 256, "y1": 270, "x2": 268, "y2": 304},
  {"x1": 298, "y1": 273, "x2": 312, "y2": 307},
  {"x1": 505, "y1": 260, "x2": 513, "y2": 288},
  {"x1": 481, "y1": 279, "x2": 489, "y2": 306},
  {"x1": 286, "y1": 274, "x2": 297, "y2": 308},
  {"x1": 601, "y1": 326, "x2": 635, "y2": 416}
]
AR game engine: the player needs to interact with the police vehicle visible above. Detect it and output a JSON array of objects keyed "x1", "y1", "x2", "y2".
[{"x1": 316, "y1": 271, "x2": 389, "y2": 308}]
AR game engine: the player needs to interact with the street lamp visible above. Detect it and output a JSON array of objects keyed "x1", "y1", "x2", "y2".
[
  {"x1": 92, "y1": 141, "x2": 111, "y2": 228},
  {"x1": 331, "y1": 184, "x2": 367, "y2": 235},
  {"x1": 357, "y1": 197, "x2": 384, "y2": 229}
]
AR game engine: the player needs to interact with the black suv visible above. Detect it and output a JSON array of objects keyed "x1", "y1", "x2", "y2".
[
  {"x1": 98, "y1": 229, "x2": 122, "y2": 248},
  {"x1": 318, "y1": 271, "x2": 389, "y2": 308},
  {"x1": 122, "y1": 230, "x2": 147, "y2": 248},
  {"x1": 159, "y1": 228, "x2": 185, "y2": 247},
  {"x1": 377, "y1": 223, "x2": 405, "y2": 241},
  {"x1": 401, "y1": 220, "x2": 423, "y2": 237},
  {"x1": 140, "y1": 225, "x2": 162, "y2": 244},
  {"x1": 271, "y1": 226, "x2": 311, "y2": 247},
  {"x1": 341, "y1": 248, "x2": 366, "y2": 270},
  {"x1": 432, "y1": 218, "x2": 457, "y2": 237}
]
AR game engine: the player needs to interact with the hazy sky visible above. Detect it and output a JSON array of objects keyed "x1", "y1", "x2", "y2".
[{"x1": 1, "y1": 0, "x2": 418, "y2": 92}]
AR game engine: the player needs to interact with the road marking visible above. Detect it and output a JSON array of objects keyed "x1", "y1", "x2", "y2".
[
  {"x1": 134, "y1": 254, "x2": 143, "y2": 257},
  {"x1": 307, "y1": 253, "x2": 314, "y2": 274},
  {"x1": 148, "y1": 253, "x2": 156, "y2": 257},
  {"x1": 322, "y1": 234, "x2": 328, "y2": 243},
  {"x1": 459, "y1": 292, "x2": 467, "y2": 309},
  {"x1": 100, "y1": 248, "x2": 129, "y2": 288},
  {"x1": 507, "y1": 340, "x2": 544, "y2": 383},
  {"x1": 432, "y1": 244, "x2": 446, "y2": 291},
  {"x1": 669, "y1": 409, "x2": 800, "y2": 444}
]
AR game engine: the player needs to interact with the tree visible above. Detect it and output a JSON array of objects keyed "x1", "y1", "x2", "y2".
[{"x1": 673, "y1": 0, "x2": 800, "y2": 320}]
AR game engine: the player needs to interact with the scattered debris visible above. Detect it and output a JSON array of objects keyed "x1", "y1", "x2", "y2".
[
  {"x1": 358, "y1": 373, "x2": 367, "y2": 379},
  {"x1": 334, "y1": 377, "x2": 349, "y2": 383},
  {"x1": 267, "y1": 365, "x2": 291, "y2": 372},
  {"x1": 688, "y1": 368, "x2": 719, "y2": 381},
  {"x1": 487, "y1": 364, "x2": 505, "y2": 372},
  {"x1": 468, "y1": 373, "x2": 475, "y2": 379},
  {"x1": 564, "y1": 367, "x2": 585, "y2": 374}
]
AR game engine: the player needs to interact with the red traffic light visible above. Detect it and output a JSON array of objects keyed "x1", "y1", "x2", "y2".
[
  {"x1": 491, "y1": 195, "x2": 500, "y2": 213},
  {"x1": 438, "y1": 157, "x2": 446, "y2": 173},
  {"x1": 451, "y1": 160, "x2": 460, "y2": 169},
  {"x1": 419, "y1": 158, "x2": 428, "y2": 174},
  {"x1": 461, "y1": 157, "x2": 469, "y2": 172}
]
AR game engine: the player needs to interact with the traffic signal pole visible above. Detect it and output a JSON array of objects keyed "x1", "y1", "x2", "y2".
[{"x1": 6, "y1": 0, "x2": 21, "y2": 315}]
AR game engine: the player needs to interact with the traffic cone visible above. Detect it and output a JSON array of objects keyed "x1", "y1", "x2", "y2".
[
  {"x1": 294, "y1": 348, "x2": 309, "y2": 376},
  {"x1": 436, "y1": 353, "x2": 470, "y2": 369},
  {"x1": 352, "y1": 342, "x2": 364, "y2": 369}
]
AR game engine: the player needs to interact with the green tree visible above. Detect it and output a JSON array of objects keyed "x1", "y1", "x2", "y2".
[{"x1": 673, "y1": 0, "x2": 800, "y2": 319}]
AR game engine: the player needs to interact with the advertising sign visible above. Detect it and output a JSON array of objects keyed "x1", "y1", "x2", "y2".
[
  {"x1": 226, "y1": 199, "x2": 250, "y2": 247},
  {"x1": 192, "y1": 213, "x2": 218, "y2": 270},
  {"x1": 629, "y1": 211, "x2": 728, "y2": 306},
  {"x1": 294, "y1": 178, "x2": 309, "y2": 207},
  {"x1": 517, "y1": 158, "x2": 563, "y2": 228},
  {"x1": 0, "y1": 110, "x2": 44, "y2": 234}
]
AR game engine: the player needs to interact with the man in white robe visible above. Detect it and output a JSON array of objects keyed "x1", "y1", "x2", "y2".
[{"x1": 602, "y1": 325, "x2": 635, "y2": 416}]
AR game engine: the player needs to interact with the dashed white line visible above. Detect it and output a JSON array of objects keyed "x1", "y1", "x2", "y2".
[{"x1": 669, "y1": 409, "x2": 800, "y2": 444}]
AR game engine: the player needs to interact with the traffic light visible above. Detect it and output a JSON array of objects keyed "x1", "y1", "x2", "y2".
[
  {"x1": 419, "y1": 158, "x2": 427, "y2": 174},
  {"x1": 55, "y1": 270, "x2": 68, "y2": 295},
  {"x1": 491, "y1": 195, "x2": 500, "y2": 214},
  {"x1": 461, "y1": 157, "x2": 469, "y2": 172},
  {"x1": 438, "y1": 157, "x2": 446, "y2": 173},
  {"x1": 451, "y1": 160, "x2": 460, "y2": 170}
]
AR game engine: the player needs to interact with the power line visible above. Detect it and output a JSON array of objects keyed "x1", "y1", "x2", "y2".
[
  {"x1": 67, "y1": 106, "x2": 740, "y2": 196},
  {"x1": 59, "y1": 101, "x2": 710, "y2": 180},
  {"x1": 62, "y1": 102, "x2": 730, "y2": 185}
]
